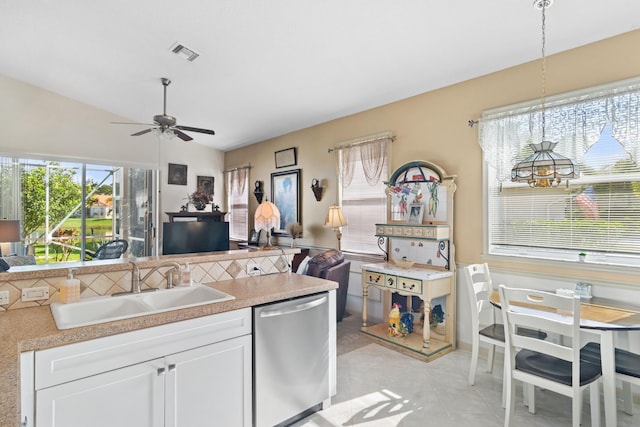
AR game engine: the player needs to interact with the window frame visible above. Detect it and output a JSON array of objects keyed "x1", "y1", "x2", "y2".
[
  {"x1": 225, "y1": 168, "x2": 249, "y2": 242},
  {"x1": 481, "y1": 77, "x2": 640, "y2": 271},
  {"x1": 336, "y1": 139, "x2": 390, "y2": 255},
  {"x1": 0, "y1": 153, "x2": 157, "y2": 263}
]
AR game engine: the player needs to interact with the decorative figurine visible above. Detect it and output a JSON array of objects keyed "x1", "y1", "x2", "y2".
[
  {"x1": 389, "y1": 304, "x2": 413, "y2": 337},
  {"x1": 400, "y1": 312, "x2": 414, "y2": 334},
  {"x1": 430, "y1": 304, "x2": 445, "y2": 328},
  {"x1": 388, "y1": 303, "x2": 404, "y2": 337}
]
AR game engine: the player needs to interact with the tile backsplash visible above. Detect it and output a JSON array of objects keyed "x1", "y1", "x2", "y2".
[{"x1": 0, "y1": 252, "x2": 292, "y2": 311}]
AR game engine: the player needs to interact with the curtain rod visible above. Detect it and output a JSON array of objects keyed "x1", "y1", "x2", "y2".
[
  {"x1": 224, "y1": 164, "x2": 251, "y2": 173},
  {"x1": 327, "y1": 132, "x2": 395, "y2": 153}
]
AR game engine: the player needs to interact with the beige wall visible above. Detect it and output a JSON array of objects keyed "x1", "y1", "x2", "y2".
[{"x1": 225, "y1": 30, "x2": 640, "y2": 284}]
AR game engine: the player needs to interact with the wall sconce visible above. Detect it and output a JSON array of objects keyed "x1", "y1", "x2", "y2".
[
  {"x1": 254, "y1": 180, "x2": 264, "y2": 204},
  {"x1": 311, "y1": 178, "x2": 323, "y2": 202}
]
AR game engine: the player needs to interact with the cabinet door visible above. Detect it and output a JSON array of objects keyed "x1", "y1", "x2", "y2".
[
  {"x1": 36, "y1": 358, "x2": 165, "y2": 427},
  {"x1": 165, "y1": 335, "x2": 252, "y2": 427}
]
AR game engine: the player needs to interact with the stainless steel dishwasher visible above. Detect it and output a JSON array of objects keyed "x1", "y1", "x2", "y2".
[{"x1": 253, "y1": 292, "x2": 330, "y2": 427}]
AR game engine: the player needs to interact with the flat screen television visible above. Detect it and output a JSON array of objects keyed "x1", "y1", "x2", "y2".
[{"x1": 162, "y1": 221, "x2": 229, "y2": 255}]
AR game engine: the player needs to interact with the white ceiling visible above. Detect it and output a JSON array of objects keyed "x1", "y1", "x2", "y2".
[{"x1": 2, "y1": 1, "x2": 639, "y2": 152}]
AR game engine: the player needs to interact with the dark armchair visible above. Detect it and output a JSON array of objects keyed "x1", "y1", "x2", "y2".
[
  {"x1": 305, "y1": 249, "x2": 350, "y2": 322},
  {"x1": 86, "y1": 239, "x2": 128, "y2": 260}
]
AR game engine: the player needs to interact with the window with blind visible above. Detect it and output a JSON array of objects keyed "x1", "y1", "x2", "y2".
[
  {"x1": 480, "y1": 77, "x2": 640, "y2": 267},
  {"x1": 336, "y1": 136, "x2": 390, "y2": 254},
  {"x1": 225, "y1": 168, "x2": 249, "y2": 241}
]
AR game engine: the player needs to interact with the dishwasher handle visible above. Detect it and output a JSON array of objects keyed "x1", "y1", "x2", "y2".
[{"x1": 259, "y1": 295, "x2": 327, "y2": 318}]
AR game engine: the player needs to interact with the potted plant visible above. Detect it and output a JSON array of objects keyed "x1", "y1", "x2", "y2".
[
  {"x1": 285, "y1": 222, "x2": 303, "y2": 247},
  {"x1": 189, "y1": 188, "x2": 210, "y2": 211},
  {"x1": 578, "y1": 252, "x2": 586, "y2": 262}
]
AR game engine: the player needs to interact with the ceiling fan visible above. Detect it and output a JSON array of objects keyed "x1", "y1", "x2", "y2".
[{"x1": 113, "y1": 77, "x2": 215, "y2": 141}]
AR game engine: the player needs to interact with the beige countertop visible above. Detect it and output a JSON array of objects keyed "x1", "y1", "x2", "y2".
[{"x1": 0, "y1": 272, "x2": 337, "y2": 426}]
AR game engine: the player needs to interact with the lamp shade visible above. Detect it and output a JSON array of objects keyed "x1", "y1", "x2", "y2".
[
  {"x1": 0, "y1": 220, "x2": 20, "y2": 242},
  {"x1": 511, "y1": 141, "x2": 578, "y2": 187},
  {"x1": 254, "y1": 200, "x2": 280, "y2": 231},
  {"x1": 324, "y1": 205, "x2": 347, "y2": 229}
]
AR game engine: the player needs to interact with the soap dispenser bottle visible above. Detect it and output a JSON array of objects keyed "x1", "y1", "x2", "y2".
[
  {"x1": 181, "y1": 263, "x2": 192, "y2": 287},
  {"x1": 60, "y1": 268, "x2": 80, "y2": 303}
]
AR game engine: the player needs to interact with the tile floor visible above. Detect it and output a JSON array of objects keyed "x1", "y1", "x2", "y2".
[{"x1": 292, "y1": 312, "x2": 637, "y2": 427}]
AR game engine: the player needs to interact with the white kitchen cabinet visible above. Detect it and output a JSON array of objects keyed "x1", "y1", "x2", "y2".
[
  {"x1": 25, "y1": 309, "x2": 252, "y2": 427},
  {"x1": 166, "y1": 335, "x2": 252, "y2": 427},
  {"x1": 36, "y1": 357, "x2": 165, "y2": 427}
]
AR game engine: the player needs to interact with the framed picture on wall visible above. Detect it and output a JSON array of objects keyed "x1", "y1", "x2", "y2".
[
  {"x1": 271, "y1": 169, "x2": 300, "y2": 234},
  {"x1": 197, "y1": 175, "x2": 215, "y2": 201},
  {"x1": 168, "y1": 163, "x2": 187, "y2": 185},
  {"x1": 274, "y1": 147, "x2": 297, "y2": 169}
]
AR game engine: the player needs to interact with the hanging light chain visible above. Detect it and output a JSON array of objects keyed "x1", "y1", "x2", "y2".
[{"x1": 540, "y1": 1, "x2": 547, "y2": 141}]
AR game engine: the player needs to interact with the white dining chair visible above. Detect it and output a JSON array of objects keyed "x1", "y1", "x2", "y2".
[
  {"x1": 499, "y1": 285, "x2": 601, "y2": 427},
  {"x1": 464, "y1": 263, "x2": 504, "y2": 387},
  {"x1": 581, "y1": 341, "x2": 640, "y2": 415},
  {"x1": 464, "y1": 264, "x2": 546, "y2": 392}
]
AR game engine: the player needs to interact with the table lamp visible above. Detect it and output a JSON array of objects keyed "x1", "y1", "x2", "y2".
[
  {"x1": 324, "y1": 205, "x2": 347, "y2": 251},
  {"x1": 254, "y1": 200, "x2": 280, "y2": 249},
  {"x1": 0, "y1": 219, "x2": 20, "y2": 257}
]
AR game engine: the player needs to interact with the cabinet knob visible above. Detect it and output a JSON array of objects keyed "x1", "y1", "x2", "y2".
[
  {"x1": 168, "y1": 364, "x2": 176, "y2": 372},
  {"x1": 157, "y1": 367, "x2": 166, "y2": 376}
]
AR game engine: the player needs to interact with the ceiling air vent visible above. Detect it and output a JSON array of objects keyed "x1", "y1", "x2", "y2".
[{"x1": 170, "y1": 43, "x2": 200, "y2": 62}]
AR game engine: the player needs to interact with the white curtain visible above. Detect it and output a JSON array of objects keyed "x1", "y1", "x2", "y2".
[
  {"x1": 478, "y1": 77, "x2": 640, "y2": 182},
  {"x1": 226, "y1": 167, "x2": 248, "y2": 195},
  {"x1": 334, "y1": 134, "x2": 391, "y2": 188}
]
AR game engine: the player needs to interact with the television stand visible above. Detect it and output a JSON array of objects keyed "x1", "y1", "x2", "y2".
[{"x1": 165, "y1": 211, "x2": 227, "y2": 222}]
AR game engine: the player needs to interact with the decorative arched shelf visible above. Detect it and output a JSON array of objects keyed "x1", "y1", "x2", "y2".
[{"x1": 360, "y1": 160, "x2": 457, "y2": 361}]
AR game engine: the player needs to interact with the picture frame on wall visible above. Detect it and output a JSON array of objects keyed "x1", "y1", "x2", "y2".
[
  {"x1": 168, "y1": 163, "x2": 187, "y2": 185},
  {"x1": 196, "y1": 175, "x2": 215, "y2": 201},
  {"x1": 406, "y1": 203, "x2": 424, "y2": 225},
  {"x1": 271, "y1": 169, "x2": 300, "y2": 234},
  {"x1": 274, "y1": 147, "x2": 297, "y2": 169}
]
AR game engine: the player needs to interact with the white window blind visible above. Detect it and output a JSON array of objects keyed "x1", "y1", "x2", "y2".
[
  {"x1": 480, "y1": 77, "x2": 640, "y2": 266},
  {"x1": 225, "y1": 167, "x2": 249, "y2": 241},
  {"x1": 335, "y1": 135, "x2": 390, "y2": 254}
]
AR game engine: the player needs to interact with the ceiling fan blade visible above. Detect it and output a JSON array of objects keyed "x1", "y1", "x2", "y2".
[
  {"x1": 131, "y1": 128, "x2": 153, "y2": 136},
  {"x1": 111, "y1": 121, "x2": 155, "y2": 126},
  {"x1": 175, "y1": 125, "x2": 215, "y2": 135},
  {"x1": 173, "y1": 129, "x2": 193, "y2": 141}
]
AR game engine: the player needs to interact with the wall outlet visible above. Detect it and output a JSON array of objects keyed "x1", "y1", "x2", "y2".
[
  {"x1": 22, "y1": 286, "x2": 50, "y2": 302},
  {"x1": 0, "y1": 290, "x2": 9, "y2": 305},
  {"x1": 247, "y1": 262, "x2": 261, "y2": 276}
]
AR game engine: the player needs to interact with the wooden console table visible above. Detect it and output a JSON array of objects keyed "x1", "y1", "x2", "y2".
[
  {"x1": 165, "y1": 211, "x2": 227, "y2": 222},
  {"x1": 361, "y1": 262, "x2": 454, "y2": 361}
]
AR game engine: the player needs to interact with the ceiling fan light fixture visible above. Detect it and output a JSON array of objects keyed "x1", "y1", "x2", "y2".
[
  {"x1": 152, "y1": 127, "x2": 176, "y2": 140},
  {"x1": 170, "y1": 42, "x2": 200, "y2": 62}
]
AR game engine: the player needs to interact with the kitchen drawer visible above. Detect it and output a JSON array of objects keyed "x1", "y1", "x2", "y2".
[
  {"x1": 383, "y1": 274, "x2": 397, "y2": 290},
  {"x1": 397, "y1": 277, "x2": 422, "y2": 294},
  {"x1": 35, "y1": 308, "x2": 251, "y2": 390},
  {"x1": 364, "y1": 270, "x2": 384, "y2": 286}
]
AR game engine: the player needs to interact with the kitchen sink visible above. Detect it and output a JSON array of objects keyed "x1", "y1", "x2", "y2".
[
  {"x1": 50, "y1": 284, "x2": 235, "y2": 330},
  {"x1": 140, "y1": 285, "x2": 234, "y2": 310}
]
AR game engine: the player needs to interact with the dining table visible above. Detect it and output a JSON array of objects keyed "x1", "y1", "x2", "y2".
[{"x1": 490, "y1": 291, "x2": 640, "y2": 427}]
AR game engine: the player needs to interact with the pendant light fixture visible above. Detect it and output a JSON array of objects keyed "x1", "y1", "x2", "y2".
[{"x1": 511, "y1": 0, "x2": 578, "y2": 188}]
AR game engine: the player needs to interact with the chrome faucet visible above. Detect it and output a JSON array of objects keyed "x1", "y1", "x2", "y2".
[{"x1": 130, "y1": 261, "x2": 181, "y2": 293}]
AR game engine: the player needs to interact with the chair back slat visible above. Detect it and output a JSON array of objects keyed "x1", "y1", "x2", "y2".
[
  {"x1": 464, "y1": 263, "x2": 495, "y2": 330},
  {"x1": 499, "y1": 285, "x2": 582, "y2": 378}
]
